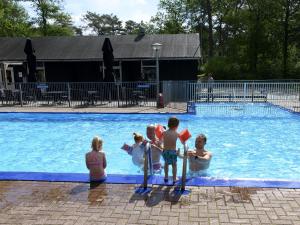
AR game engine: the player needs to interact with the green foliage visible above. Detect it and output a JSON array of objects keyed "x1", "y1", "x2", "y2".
[
  {"x1": 151, "y1": 0, "x2": 300, "y2": 79},
  {"x1": 29, "y1": 0, "x2": 74, "y2": 36},
  {"x1": 124, "y1": 20, "x2": 140, "y2": 34},
  {"x1": 2, "y1": 0, "x2": 299, "y2": 80},
  {"x1": 151, "y1": 0, "x2": 187, "y2": 34},
  {"x1": 0, "y1": 0, "x2": 32, "y2": 37},
  {"x1": 82, "y1": 12, "x2": 123, "y2": 35},
  {"x1": 203, "y1": 56, "x2": 241, "y2": 80}
]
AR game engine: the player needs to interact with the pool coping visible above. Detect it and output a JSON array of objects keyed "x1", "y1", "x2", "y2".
[
  {"x1": 1, "y1": 172, "x2": 300, "y2": 188},
  {"x1": 0, "y1": 102, "x2": 298, "y2": 115}
]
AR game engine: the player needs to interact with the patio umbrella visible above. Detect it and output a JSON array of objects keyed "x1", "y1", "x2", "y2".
[
  {"x1": 24, "y1": 38, "x2": 37, "y2": 82},
  {"x1": 102, "y1": 38, "x2": 115, "y2": 82}
]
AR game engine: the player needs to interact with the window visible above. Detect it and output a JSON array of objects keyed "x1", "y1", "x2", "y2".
[
  {"x1": 36, "y1": 62, "x2": 46, "y2": 82},
  {"x1": 36, "y1": 69, "x2": 46, "y2": 82},
  {"x1": 142, "y1": 67, "x2": 156, "y2": 81},
  {"x1": 141, "y1": 60, "x2": 156, "y2": 81}
]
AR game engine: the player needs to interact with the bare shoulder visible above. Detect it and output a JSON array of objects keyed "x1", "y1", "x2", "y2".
[
  {"x1": 205, "y1": 150, "x2": 213, "y2": 157},
  {"x1": 187, "y1": 149, "x2": 196, "y2": 153},
  {"x1": 99, "y1": 151, "x2": 106, "y2": 156}
]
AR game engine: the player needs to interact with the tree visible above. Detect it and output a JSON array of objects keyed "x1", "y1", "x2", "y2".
[
  {"x1": 82, "y1": 12, "x2": 123, "y2": 35},
  {"x1": 185, "y1": 0, "x2": 217, "y2": 61},
  {"x1": 72, "y1": 26, "x2": 83, "y2": 36},
  {"x1": 152, "y1": 0, "x2": 187, "y2": 34},
  {"x1": 124, "y1": 20, "x2": 139, "y2": 34},
  {"x1": 0, "y1": 0, "x2": 32, "y2": 37},
  {"x1": 280, "y1": 0, "x2": 300, "y2": 76},
  {"x1": 28, "y1": 0, "x2": 74, "y2": 36},
  {"x1": 152, "y1": 0, "x2": 300, "y2": 79}
]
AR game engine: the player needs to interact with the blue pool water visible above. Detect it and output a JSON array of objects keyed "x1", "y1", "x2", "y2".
[{"x1": 0, "y1": 103, "x2": 300, "y2": 180}]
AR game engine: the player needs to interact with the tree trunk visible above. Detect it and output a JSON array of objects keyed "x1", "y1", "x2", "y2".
[
  {"x1": 37, "y1": 0, "x2": 47, "y2": 36},
  {"x1": 206, "y1": 0, "x2": 214, "y2": 58},
  {"x1": 199, "y1": 17, "x2": 204, "y2": 63},
  {"x1": 218, "y1": 17, "x2": 223, "y2": 56},
  {"x1": 250, "y1": 15, "x2": 259, "y2": 73},
  {"x1": 283, "y1": 0, "x2": 290, "y2": 77}
]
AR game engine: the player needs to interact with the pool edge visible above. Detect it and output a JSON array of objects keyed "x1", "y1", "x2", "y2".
[{"x1": 1, "y1": 172, "x2": 300, "y2": 189}]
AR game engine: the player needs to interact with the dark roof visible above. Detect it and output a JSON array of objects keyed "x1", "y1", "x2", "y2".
[{"x1": 0, "y1": 34, "x2": 200, "y2": 61}]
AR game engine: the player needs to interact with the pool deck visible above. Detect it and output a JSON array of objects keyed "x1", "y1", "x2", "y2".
[
  {"x1": 0, "y1": 104, "x2": 187, "y2": 114},
  {"x1": 1, "y1": 105, "x2": 300, "y2": 224},
  {"x1": 0, "y1": 181, "x2": 300, "y2": 225}
]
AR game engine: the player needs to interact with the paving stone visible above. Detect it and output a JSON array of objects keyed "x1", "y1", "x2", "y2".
[{"x1": 0, "y1": 181, "x2": 300, "y2": 225}]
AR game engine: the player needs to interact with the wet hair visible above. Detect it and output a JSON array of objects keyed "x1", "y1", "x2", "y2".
[
  {"x1": 133, "y1": 132, "x2": 144, "y2": 142},
  {"x1": 91, "y1": 136, "x2": 103, "y2": 151},
  {"x1": 195, "y1": 134, "x2": 207, "y2": 145},
  {"x1": 168, "y1": 117, "x2": 179, "y2": 129},
  {"x1": 147, "y1": 124, "x2": 155, "y2": 130}
]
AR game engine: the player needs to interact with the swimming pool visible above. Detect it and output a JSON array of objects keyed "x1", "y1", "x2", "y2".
[{"x1": 0, "y1": 103, "x2": 300, "y2": 185}]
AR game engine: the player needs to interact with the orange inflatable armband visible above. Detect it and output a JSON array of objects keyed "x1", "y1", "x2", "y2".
[
  {"x1": 179, "y1": 129, "x2": 191, "y2": 143},
  {"x1": 155, "y1": 124, "x2": 165, "y2": 140}
]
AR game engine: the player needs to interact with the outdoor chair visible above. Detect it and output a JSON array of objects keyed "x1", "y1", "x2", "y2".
[
  {"x1": 42, "y1": 90, "x2": 69, "y2": 105},
  {"x1": 132, "y1": 84, "x2": 149, "y2": 106},
  {"x1": 0, "y1": 89, "x2": 5, "y2": 105},
  {"x1": 22, "y1": 89, "x2": 37, "y2": 105},
  {"x1": 132, "y1": 90, "x2": 147, "y2": 106},
  {"x1": 3, "y1": 89, "x2": 19, "y2": 105}
]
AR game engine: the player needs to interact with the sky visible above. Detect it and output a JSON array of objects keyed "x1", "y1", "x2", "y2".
[{"x1": 20, "y1": 0, "x2": 160, "y2": 27}]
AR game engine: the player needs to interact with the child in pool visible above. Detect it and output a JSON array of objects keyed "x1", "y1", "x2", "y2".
[
  {"x1": 162, "y1": 117, "x2": 180, "y2": 184},
  {"x1": 85, "y1": 136, "x2": 107, "y2": 182},
  {"x1": 122, "y1": 133, "x2": 147, "y2": 168}
]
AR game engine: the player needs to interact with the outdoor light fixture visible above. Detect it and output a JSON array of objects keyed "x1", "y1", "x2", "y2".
[
  {"x1": 152, "y1": 43, "x2": 162, "y2": 107},
  {"x1": 152, "y1": 42, "x2": 162, "y2": 52}
]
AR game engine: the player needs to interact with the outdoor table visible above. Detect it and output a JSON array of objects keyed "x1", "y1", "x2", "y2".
[
  {"x1": 87, "y1": 90, "x2": 98, "y2": 105},
  {"x1": 43, "y1": 91, "x2": 67, "y2": 105}
]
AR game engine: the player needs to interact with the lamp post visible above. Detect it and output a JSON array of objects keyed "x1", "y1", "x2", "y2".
[{"x1": 152, "y1": 43, "x2": 162, "y2": 107}]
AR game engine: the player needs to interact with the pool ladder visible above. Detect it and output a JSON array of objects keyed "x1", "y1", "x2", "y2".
[{"x1": 143, "y1": 143, "x2": 189, "y2": 192}]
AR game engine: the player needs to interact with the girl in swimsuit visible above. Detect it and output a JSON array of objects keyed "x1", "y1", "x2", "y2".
[{"x1": 85, "y1": 136, "x2": 107, "y2": 182}]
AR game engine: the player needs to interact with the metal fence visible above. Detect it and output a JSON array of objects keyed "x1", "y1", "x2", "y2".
[
  {"x1": 0, "y1": 82, "x2": 157, "y2": 108},
  {"x1": 1, "y1": 81, "x2": 299, "y2": 112},
  {"x1": 187, "y1": 82, "x2": 300, "y2": 112}
]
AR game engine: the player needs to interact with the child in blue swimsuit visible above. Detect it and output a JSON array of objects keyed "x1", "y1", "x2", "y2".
[{"x1": 162, "y1": 117, "x2": 180, "y2": 184}]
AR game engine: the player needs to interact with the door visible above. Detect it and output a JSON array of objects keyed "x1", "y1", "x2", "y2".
[{"x1": 5, "y1": 67, "x2": 15, "y2": 90}]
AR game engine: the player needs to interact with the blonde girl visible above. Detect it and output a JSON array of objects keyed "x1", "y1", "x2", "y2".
[{"x1": 85, "y1": 136, "x2": 107, "y2": 181}]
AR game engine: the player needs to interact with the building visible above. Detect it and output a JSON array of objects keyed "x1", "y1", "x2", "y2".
[{"x1": 0, "y1": 34, "x2": 200, "y2": 87}]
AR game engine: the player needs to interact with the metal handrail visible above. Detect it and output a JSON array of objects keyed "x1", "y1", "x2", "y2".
[
  {"x1": 181, "y1": 143, "x2": 188, "y2": 192},
  {"x1": 143, "y1": 143, "x2": 151, "y2": 189}
]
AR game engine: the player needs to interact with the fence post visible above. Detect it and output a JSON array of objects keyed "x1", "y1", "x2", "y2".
[
  {"x1": 67, "y1": 83, "x2": 71, "y2": 107},
  {"x1": 243, "y1": 83, "x2": 247, "y2": 102},
  {"x1": 117, "y1": 83, "x2": 120, "y2": 108},
  {"x1": 251, "y1": 82, "x2": 254, "y2": 102},
  {"x1": 181, "y1": 143, "x2": 188, "y2": 192},
  {"x1": 19, "y1": 83, "x2": 23, "y2": 107}
]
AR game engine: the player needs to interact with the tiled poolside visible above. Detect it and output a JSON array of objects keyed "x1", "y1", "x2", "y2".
[
  {"x1": 0, "y1": 104, "x2": 187, "y2": 114},
  {"x1": 0, "y1": 181, "x2": 300, "y2": 225}
]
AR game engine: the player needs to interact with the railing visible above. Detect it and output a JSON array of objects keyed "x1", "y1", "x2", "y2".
[
  {"x1": 162, "y1": 80, "x2": 189, "y2": 110},
  {"x1": 0, "y1": 81, "x2": 299, "y2": 112},
  {"x1": 0, "y1": 82, "x2": 157, "y2": 108},
  {"x1": 188, "y1": 82, "x2": 300, "y2": 112}
]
